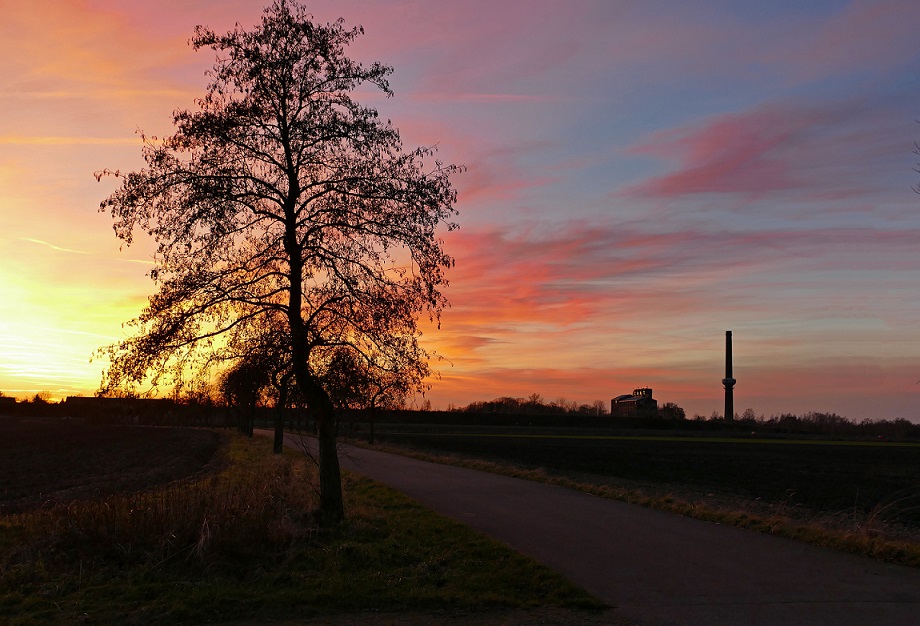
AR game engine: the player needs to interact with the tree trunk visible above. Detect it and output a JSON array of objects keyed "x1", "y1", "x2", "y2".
[
  {"x1": 273, "y1": 408, "x2": 285, "y2": 453},
  {"x1": 292, "y1": 365, "x2": 345, "y2": 524},
  {"x1": 272, "y1": 373, "x2": 292, "y2": 454},
  {"x1": 315, "y1": 406, "x2": 345, "y2": 523},
  {"x1": 369, "y1": 407, "x2": 376, "y2": 445},
  {"x1": 273, "y1": 381, "x2": 288, "y2": 454},
  {"x1": 285, "y1": 215, "x2": 344, "y2": 523}
]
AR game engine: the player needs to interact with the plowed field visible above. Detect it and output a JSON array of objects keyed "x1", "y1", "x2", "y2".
[{"x1": 0, "y1": 419, "x2": 221, "y2": 514}]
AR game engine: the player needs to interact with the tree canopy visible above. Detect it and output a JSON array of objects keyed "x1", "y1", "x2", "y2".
[{"x1": 96, "y1": 0, "x2": 460, "y2": 522}]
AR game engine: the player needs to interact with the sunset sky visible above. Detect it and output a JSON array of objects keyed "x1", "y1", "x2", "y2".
[{"x1": 2, "y1": 0, "x2": 920, "y2": 420}]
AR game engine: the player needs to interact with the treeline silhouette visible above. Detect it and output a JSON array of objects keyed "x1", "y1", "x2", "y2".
[
  {"x1": 719, "y1": 410, "x2": 920, "y2": 439},
  {"x1": 1, "y1": 392, "x2": 917, "y2": 439},
  {"x1": 452, "y1": 395, "x2": 686, "y2": 420},
  {"x1": 454, "y1": 394, "x2": 609, "y2": 416}
]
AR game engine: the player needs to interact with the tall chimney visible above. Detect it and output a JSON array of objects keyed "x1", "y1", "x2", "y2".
[{"x1": 722, "y1": 331, "x2": 736, "y2": 421}]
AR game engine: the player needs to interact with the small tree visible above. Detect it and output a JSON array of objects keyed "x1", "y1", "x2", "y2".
[
  {"x1": 219, "y1": 358, "x2": 270, "y2": 436},
  {"x1": 96, "y1": 0, "x2": 459, "y2": 522},
  {"x1": 318, "y1": 346, "x2": 417, "y2": 443},
  {"x1": 659, "y1": 402, "x2": 686, "y2": 420},
  {"x1": 31, "y1": 391, "x2": 52, "y2": 405},
  {"x1": 223, "y1": 313, "x2": 296, "y2": 452}
]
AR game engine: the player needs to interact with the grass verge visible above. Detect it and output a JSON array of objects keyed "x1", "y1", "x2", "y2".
[
  {"x1": 0, "y1": 434, "x2": 603, "y2": 625},
  {"x1": 347, "y1": 439, "x2": 920, "y2": 569}
]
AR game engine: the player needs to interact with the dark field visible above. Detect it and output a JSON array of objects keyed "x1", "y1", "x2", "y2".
[
  {"x1": 374, "y1": 431, "x2": 920, "y2": 528},
  {"x1": 0, "y1": 419, "x2": 221, "y2": 514}
]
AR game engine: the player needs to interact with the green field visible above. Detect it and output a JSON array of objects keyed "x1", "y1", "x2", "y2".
[{"x1": 371, "y1": 429, "x2": 920, "y2": 533}]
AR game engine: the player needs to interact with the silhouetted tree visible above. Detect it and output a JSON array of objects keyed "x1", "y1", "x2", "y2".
[
  {"x1": 223, "y1": 311, "x2": 295, "y2": 452},
  {"x1": 460, "y1": 395, "x2": 612, "y2": 416},
  {"x1": 576, "y1": 401, "x2": 608, "y2": 416},
  {"x1": 30, "y1": 391, "x2": 52, "y2": 405},
  {"x1": 317, "y1": 346, "x2": 417, "y2": 443},
  {"x1": 658, "y1": 402, "x2": 686, "y2": 420},
  {"x1": 95, "y1": 0, "x2": 459, "y2": 523},
  {"x1": 219, "y1": 358, "x2": 270, "y2": 436},
  {"x1": 740, "y1": 408, "x2": 758, "y2": 422}
]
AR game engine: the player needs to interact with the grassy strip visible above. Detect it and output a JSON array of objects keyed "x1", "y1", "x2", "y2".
[
  {"x1": 348, "y1": 439, "x2": 920, "y2": 569},
  {"x1": 0, "y1": 434, "x2": 602, "y2": 625}
]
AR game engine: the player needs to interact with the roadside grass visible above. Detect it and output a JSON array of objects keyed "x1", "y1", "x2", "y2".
[
  {"x1": 347, "y1": 439, "x2": 920, "y2": 569},
  {"x1": 0, "y1": 434, "x2": 602, "y2": 625}
]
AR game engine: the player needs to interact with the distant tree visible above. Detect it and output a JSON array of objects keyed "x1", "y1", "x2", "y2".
[
  {"x1": 318, "y1": 346, "x2": 416, "y2": 443},
  {"x1": 179, "y1": 382, "x2": 221, "y2": 426},
  {"x1": 95, "y1": 0, "x2": 459, "y2": 523},
  {"x1": 224, "y1": 312, "x2": 296, "y2": 452},
  {"x1": 801, "y1": 411, "x2": 849, "y2": 434},
  {"x1": 31, "y1": 391, "x2": 52, "y2": 405},
  {"x1": 329, "y1": 346, "x2": 412, "y2": 444},
  {"x1": 576, "y1": 402, "x2": 608, "y2": 416},
  {"x1": 550, "y1": 397, "x2": 577, "y2": 413},
  {"x1": 461, "y1": 395, "x2": 612, "y2": 416},
  {"x1": 658, "y1": 402, "x2": 686, "y2": 420},
  {"x1": 219, "y1": 357, "x2": 270, "y2": 436}
]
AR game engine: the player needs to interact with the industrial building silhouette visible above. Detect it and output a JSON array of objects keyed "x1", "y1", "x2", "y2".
[{"x1": 611, "y1": 387, "x2": 658, "y2": 418}]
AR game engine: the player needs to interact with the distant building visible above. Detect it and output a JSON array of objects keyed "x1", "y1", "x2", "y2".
[{"x1": 611, "y1": 387, "x2": 658, "y2": 418}]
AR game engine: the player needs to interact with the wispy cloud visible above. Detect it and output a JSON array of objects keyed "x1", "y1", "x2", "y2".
[
  {"x1": 412, "y1": 92, "x2": 562, "y2": 104},
  {"x1": 0, "y1": 89, "x2": 194, "y2": 100},
  {"x1": 20, "y1": 238, "x2": 89, "y2": 255},
  {"x1": 1, "y1": 136, "x2": 138, "y2": 146},
  {"x1": 622, "y1": 97, "x2": 910, "y2": 201}
]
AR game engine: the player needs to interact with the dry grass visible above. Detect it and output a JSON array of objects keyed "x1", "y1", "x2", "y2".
[{"x1": 3, "y1": 450, "x2": 316, "y2": 570}]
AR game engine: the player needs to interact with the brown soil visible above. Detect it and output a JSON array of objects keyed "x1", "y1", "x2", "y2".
[{"x1": 0, "y1": 419, "x2": 223, "y2": 514}]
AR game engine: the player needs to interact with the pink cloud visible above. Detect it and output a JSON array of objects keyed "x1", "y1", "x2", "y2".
[
  {"x1": 623, "y1": 98, "x2": 907, "y2": 200},
  {"x1": 431, "y1": 222, "x2": 920, "y2": 372},
  {"x1": 411, "y1": 93, "x2": 563, "y2": 105},
  {"x1": 626, "y1": 107, "x2": 812, "y2": 196},
  {"x1": 772, "y1": 0, "x2": 920, "y2": 81}
]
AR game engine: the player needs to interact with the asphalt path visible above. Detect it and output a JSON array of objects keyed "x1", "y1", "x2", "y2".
[{"x1": 272, "y1": 432, "x2": 920, "y2": 625}]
